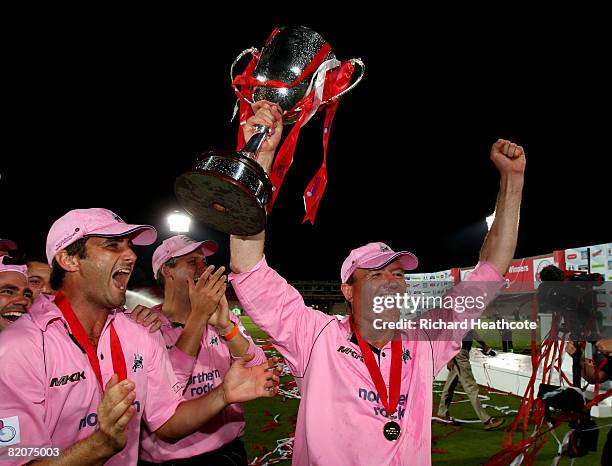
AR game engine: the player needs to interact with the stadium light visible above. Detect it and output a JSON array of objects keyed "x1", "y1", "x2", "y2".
[{"x1": 167, "y1": 211, "x2": 191, "y2": 233}]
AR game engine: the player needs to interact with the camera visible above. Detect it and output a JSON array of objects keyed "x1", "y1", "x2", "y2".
[
  {"x1": 537, "y1": 384, "x2": 598, "y2": 457},
  {"x1": 538, "y1": 265, "x2": 603, "y2": 340},
  {"x1": 536, "y1": 266, "x2": 608, "y2": 459}
]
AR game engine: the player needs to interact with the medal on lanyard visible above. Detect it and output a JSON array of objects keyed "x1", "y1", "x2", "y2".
[{"x1": 351, "y1": 318, "x2": 403, "y2": 441}]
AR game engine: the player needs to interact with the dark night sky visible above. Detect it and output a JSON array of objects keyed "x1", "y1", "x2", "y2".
[{"x1": 1, "y1": 15, "x2": 610, "y2": 286}]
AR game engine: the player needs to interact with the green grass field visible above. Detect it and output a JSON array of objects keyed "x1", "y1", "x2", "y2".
[
  {"x1": 472, "y1": 322, "x2": 540, "y2": 354},
  {"x1": 239, "y1": 316, "x2": 610, "y2": 465}
]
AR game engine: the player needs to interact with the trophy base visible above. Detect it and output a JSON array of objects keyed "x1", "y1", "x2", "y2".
[{"x1": 175, "y1": 151, "x2": 272, "y2": 236}]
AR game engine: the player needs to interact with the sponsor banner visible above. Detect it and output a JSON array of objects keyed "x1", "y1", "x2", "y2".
[
  {"x1": 533, "y1": 255, "x2": 558, "y2": 289},
  {"x1": 405, "y1": 270, "x2": 454, "y2": 284},
  {"x1": 404, "y1": 269, "x2": 455, "y2": 311},
  {"x1": 590, "y1": 243, "x2": 612, "y2": 282},
  {"x1": 565, "y1": 243, "x2": 612, "y2": 323},
  {"x1": 505, "y1": 259, "x2": 534, "y2": 293},
  {"x1": 565, "y1": 247, "x2": 590, "y2": 272},
  {"x1": 459, "y1": 255, "x2": 559, "y2": 293}
]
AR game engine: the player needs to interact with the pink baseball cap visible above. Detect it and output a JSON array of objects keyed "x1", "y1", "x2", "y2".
[
  {"x1": 0, "y1": 256, "x2": 28, "y2": 278},
  {"x1": 46, "y1": 208, "x2": 157, "y2": 265},
  {"x1": 0, "y1": 239, "x2": 17, "y2": 253},
  {"x1": 340, "y1": 242, "x2": 418, "y2": 283},
  {"x1": 152, "y1": 235, "x2": 218, "y2": 276}
]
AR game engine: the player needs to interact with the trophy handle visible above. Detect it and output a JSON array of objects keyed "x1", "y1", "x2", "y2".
[
  {"x1": 230, "y1": 47, "x2": 258, "y2": 105},
  {"x1": 320, "y1": 58, "x2": 365, "y2": 105}
]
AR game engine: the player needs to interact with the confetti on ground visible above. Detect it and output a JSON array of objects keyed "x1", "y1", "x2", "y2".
[
  {"x1": 481, "y1": 404, "x2": 518, "y2": 416},
  {"x1": 249, "y1": 435, "x2": 295, "y2": 465}
]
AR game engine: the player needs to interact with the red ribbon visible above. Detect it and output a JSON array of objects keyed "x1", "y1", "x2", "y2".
[
  {"x1": 266, "y1": 92, "x2": 316, "y2": 210},
  {"x1": 302, "y1": 60, "x2": 354, "y2": 223},
  {"x1": 55, "y1": 291, "x2": 127, "y2": 390},
  {"x1": 232, "y1": 42, "x2": 332, "y2": 91},
  {"x1": 232, "y1": 31, "x2": 356, "y2": 223},
  {"x1": 233, "y1": 40, "x2": 331, "y2": 152},
  {"x1": 265, "y1": 27, "x2": 281, "y2": 46},
  {"x1": 351, "y1": 318, "x2": 402, "y2": 416}
]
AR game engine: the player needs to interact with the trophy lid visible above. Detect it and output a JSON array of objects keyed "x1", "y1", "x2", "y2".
[{"x1": 253, "y1": 26, "x2": 336, "y2": 124}]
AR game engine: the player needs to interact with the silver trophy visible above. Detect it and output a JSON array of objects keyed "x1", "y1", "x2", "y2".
[{"x1": 175, "y1": 26, "x2": 364, "y2": 235}]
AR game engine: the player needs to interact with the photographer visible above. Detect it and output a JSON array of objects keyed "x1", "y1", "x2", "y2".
[
  {"x1": 566, "y1": 339, "x2": 612, "y2": 465},
  {"x1": 566, "y1": 340, "x2": 611, "y2": 385}
]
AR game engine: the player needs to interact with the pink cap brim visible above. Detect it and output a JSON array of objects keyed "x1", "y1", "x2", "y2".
[
  {"x1": 151, "y1": 239, "x2": 218, "y2": 276},
  {"x1": 359, "y1": 251, "x2": 419, "y2": 272},
  {"x1": 88, "y1": 224, "x2": 157, "y2": 246},
  {"x1": 172, "y1": 240, "x2": 218, "y2": 260},
  {"x1": 0, "y1": 258, "x2": 28, "y2": 278}
]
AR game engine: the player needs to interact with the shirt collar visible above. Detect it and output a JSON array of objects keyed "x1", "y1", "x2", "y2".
[{"x1": 29, "y1": 292, "x2": 120, "y2": 332}]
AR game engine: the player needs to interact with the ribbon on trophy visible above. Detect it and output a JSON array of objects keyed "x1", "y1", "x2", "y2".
[
  {"x1": 233, "y1": 27, "x2": 280, "y2": 151},
  {"x1": 232, "y1": 32, "x2": 356, "y2": 224}
]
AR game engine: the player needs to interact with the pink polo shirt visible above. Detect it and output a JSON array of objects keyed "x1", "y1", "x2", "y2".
[
  {"x1": 229, "y1": 257, "x2": 504, "y2": 466},
  {"x1": 0, "y1": 294, "x2": 184, "y2": 466},
  {"x1": 139, "y1": 305, "x2": 267, "y2": 462}
]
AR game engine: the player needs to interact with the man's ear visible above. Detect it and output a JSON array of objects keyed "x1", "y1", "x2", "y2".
[
  {"x1": 55, "y1": 250, "x2": 81, "y2": 273},
  {"x1": 341, "y1": 283, "x2": 354, "y2": 304},
  {"x1": 160, "y1": 263, "x2": 173, "y2": 281}
]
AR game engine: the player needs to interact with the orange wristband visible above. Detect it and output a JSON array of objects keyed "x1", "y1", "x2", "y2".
[{"x1": 222, "y1": 323, "x2": 239, "y2": 341}]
